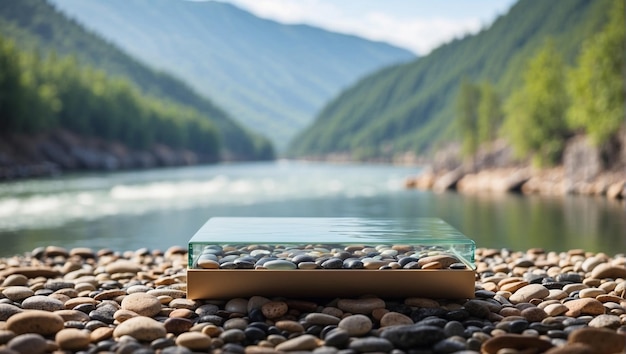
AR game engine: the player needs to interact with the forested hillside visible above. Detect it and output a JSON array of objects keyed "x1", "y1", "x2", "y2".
[
  {"x1": 288, "y1": 0, "x2": 613, "y2": 160},
  {"x1": 0, "y1": 0, "x2": 273, "y2": 161},
  {"x1": 48, "y1": 0, "x2": 415, "y2": 150}
]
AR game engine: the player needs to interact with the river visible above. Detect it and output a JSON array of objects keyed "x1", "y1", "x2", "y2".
[{"x1": 0, "y1": 161, "x2": 624, "y2": 257}]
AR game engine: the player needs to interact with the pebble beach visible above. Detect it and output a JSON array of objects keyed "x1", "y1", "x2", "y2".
[{"x1": 0, "y1": 246, "x2": 624, "y2": 354}]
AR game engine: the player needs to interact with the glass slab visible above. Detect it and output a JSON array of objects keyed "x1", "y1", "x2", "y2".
[{"x1": 188, "y1": 217, "x2": 475, "y2": 269}]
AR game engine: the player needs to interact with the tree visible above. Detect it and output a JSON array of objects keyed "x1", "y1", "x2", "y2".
[
  {"x1": 477, "y1": 81, "x2": 502, "y2": 144},
  {"x1": 503, "y1": 40, "x2": 569, "y2": 167},
  {"x1": 456, "y1": 78, "x2": 481, "y2": 157},
  {"x1": 567, "y1": 0, "x2": 625, "y2": 145}
]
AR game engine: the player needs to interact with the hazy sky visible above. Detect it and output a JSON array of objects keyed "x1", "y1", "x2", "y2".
[{"x1": 216, "y1": 0, "x2": 517, "y2": 55}]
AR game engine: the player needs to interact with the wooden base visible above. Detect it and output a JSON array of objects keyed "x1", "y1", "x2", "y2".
[{"x1": 187, "y1": 268, "x2": 476, "y2": 300}]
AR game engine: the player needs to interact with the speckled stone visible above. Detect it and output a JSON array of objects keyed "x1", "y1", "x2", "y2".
[
  {"x1": 261, "y1": 301, "x2": 288, "y2": 319},
  {"x1": 2, "y1": 286, "x2": 34, "y2": 302},
  {"x1": 21, "y1": 295, "x2": 64, "y2": 311}
]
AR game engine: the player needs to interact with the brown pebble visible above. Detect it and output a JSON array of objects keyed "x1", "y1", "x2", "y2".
[
  {"x1": 176, "y1": 331, "x2": 212, "y2": 351},
  {"x1": 275, "y1": 320, "x2": 304, "y2": 333},
  {"x1": 6, "y1": 310, "x2": 64, "y2": 336},
  {"x1": 338, "y1": 297, "x2": 386, "y2": 314},
  {"x1": 379, "y1": 312, "x2": 413, "y2": 327},
  {"x1": 544, "y1": 343, "x2": 595, "y2": 354},
  {"x1": 113, "y1": 316, "x2": 166, "y2": 341},
  {"x1": 568, "y1": 327, "x2": 626, "y2": 354},
  {"x1": 564, "y1": 298, "x2": 606, "y2": 317},
  {"x1": 509, "y1": 284, "x2": 549, "y2": 304},
  {"x1": 164, "y1": 317, "x2": 194, "y2": 335},
  {"x1": 261, "y1": 301, "x2": 288, "y2": 319},
  {"x1": 520, "y1": 306, "x2": 548, "y2": 322},
  {"x1": 55, "y1": 328, "x2": 90, "y2": 351},
  {"x1": 481, "y1": 334, "x2": 553, "y2": 354},
  {"x1": 591, "y1": 263, "x2": 626, "y2": 279},
  {"x1": 120, "y1": 292, "x2": 162, "y2": 317},
  {"x1": 275, "y1": 334, "x2": 319, "y2": 351},
  {"x1": 90, "y1": 327, "x2": 113, "y2": 342}
]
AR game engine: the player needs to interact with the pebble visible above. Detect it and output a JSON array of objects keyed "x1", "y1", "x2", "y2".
[
  {"x1": 568, "y1": 327, "x2": 626, "y2": 354},
  {"x1": 6, "y1": 333, "x2": 48, "y2": 354},
  {"x1": 379, "y1": 311, "x2": 413, "y2": 327},
  {"x1": 175, "y1": 332, "x2": 211, "y2": 351},
  {"x1": 275, "y1": 334, "x2": 319, "y2": 351},
  {"x1": 6, "y1": 310, "x2": 64, "y2": 336},
  {"x1": 509, "y1": 284, "x2": 550, "y2": 304},
  {"x1": 0, "y1": 245, "x2": 623, "y2": 353},
  {"x1": 55, "y1": 328, "x2": 91, "y2": 351},
  {"x1": 338, "y1": 314, "x2": 373, "y2": 336},
  {"x1": 121, "y1": 292, "x2": 163, "y2": 317},
  {"x1": 113, "y1": 316, "x2": 167, "y2": 341},
  {"x1": 337, "y1": 298, "x2": 385, "y2": 314},
  {"x1": 261, "y1": 301, "x2": 288, "y2": 319}
]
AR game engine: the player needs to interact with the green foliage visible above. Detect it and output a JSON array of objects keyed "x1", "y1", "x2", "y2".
[
  {"x1": 477, "y1": 81, "x2": 502, "y2": 144},
  {"x1": 567, "y1": 0, "x2": 626, "y2": 145},
  {"x1": 0, "y1": 0, "x2": 273, "y2": 160},
  {"x1": 455, "y1": 78, "x2": 481, "y2": 156},
  {"x1": 503, "y1": 40, "x2": 569, "y2": 167},
  {"x1": 0, "y1": 35, "x2": 220, "y2": 157},
  {"x1": 455, "y1": 79, "x2": 502, "y2": 157},
  {"x1": 288, "y1": 0, "x2": 612, "y2": 159}
]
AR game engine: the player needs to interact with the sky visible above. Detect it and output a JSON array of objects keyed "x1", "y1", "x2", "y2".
[{"x1": 215, "y1": 0, "x2": 518, "y2": 55}]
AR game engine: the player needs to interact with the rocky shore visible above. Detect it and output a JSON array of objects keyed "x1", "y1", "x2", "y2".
[
  {"x1": 405, "y1": 136, "x2": 626, "y2": 200},
  {"x1": 0, "y1": 130, "x2": 217, "y2": 180},
  {"x1": 0, "y1": 246, "x2": 624, "y2": 353}
]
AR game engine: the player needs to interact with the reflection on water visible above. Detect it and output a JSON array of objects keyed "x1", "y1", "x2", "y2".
[{"x1": 0, "y1": 161, "x2": 624, "y2": 256}]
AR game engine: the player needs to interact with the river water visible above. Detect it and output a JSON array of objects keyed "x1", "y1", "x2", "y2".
[{"x1": 0, "y1": 161, "x2": 624, "y2": 257}]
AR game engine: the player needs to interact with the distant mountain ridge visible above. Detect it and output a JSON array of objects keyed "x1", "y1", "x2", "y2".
[
  {"x1": 0, "y1": 0, "x2": 273, "y2": 160},
  {"x1": 288, "y1": 0, "x2": 612, "y2": 160},
  {"x1": 49, "y1": 0, "x2": 415, "y2": 150}
]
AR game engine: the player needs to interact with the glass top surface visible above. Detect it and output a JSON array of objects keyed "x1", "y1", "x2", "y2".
[{"x1": 188, "y1": 217, "x2": 474, "y2": 245}]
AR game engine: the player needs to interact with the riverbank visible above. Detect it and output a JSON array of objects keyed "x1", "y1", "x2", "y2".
[
  {"x1": 0, "y1": 130, "x2": 219, "y2": 180},
  {"x1": 404, "y1": 136, "x2": 626, "y2": 200},
  {"x1": 405, "y1": 167, "x2": 626, "y2": 199},
  {"x1": 0, "y1": 245, "x2": 624, "y2": 353}
]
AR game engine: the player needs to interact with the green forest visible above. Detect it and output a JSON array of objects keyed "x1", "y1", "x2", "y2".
[
  {"x1": 288, "y1": 0, "x2": 623, "y2": 163},
  {"x1": 459, "y1": 0, "x2": 624, "y2": 167},
  {"x1": 0, "y1": 0, "x2": 274, "y2": 162}
]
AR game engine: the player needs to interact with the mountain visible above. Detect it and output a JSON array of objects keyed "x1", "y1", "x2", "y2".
[
  {"x1": 0, "y1": 0, "x2": 273, "y2": 161},
  {"x1": 288, "y1": 0, "x2": 612, "y2": 160},
  {"x1": 48, "y1": 0, "x2": 415, "y2": 150}
]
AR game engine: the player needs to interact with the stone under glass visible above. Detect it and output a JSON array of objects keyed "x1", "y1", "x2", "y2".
[{"x1": 188, "y1": 217, "x2": 476, "y2": 271}]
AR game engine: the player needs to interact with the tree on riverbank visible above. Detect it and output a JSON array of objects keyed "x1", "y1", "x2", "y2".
[
  {"x1": 566, "y1": 0, "x2": 625, "y2": 146},
  {"x1": 503, "y1": 40, "x2": 569, "y2": 167},
  {"x1": 0, "y1": 35, "x2": 220, "y2": 158}
]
